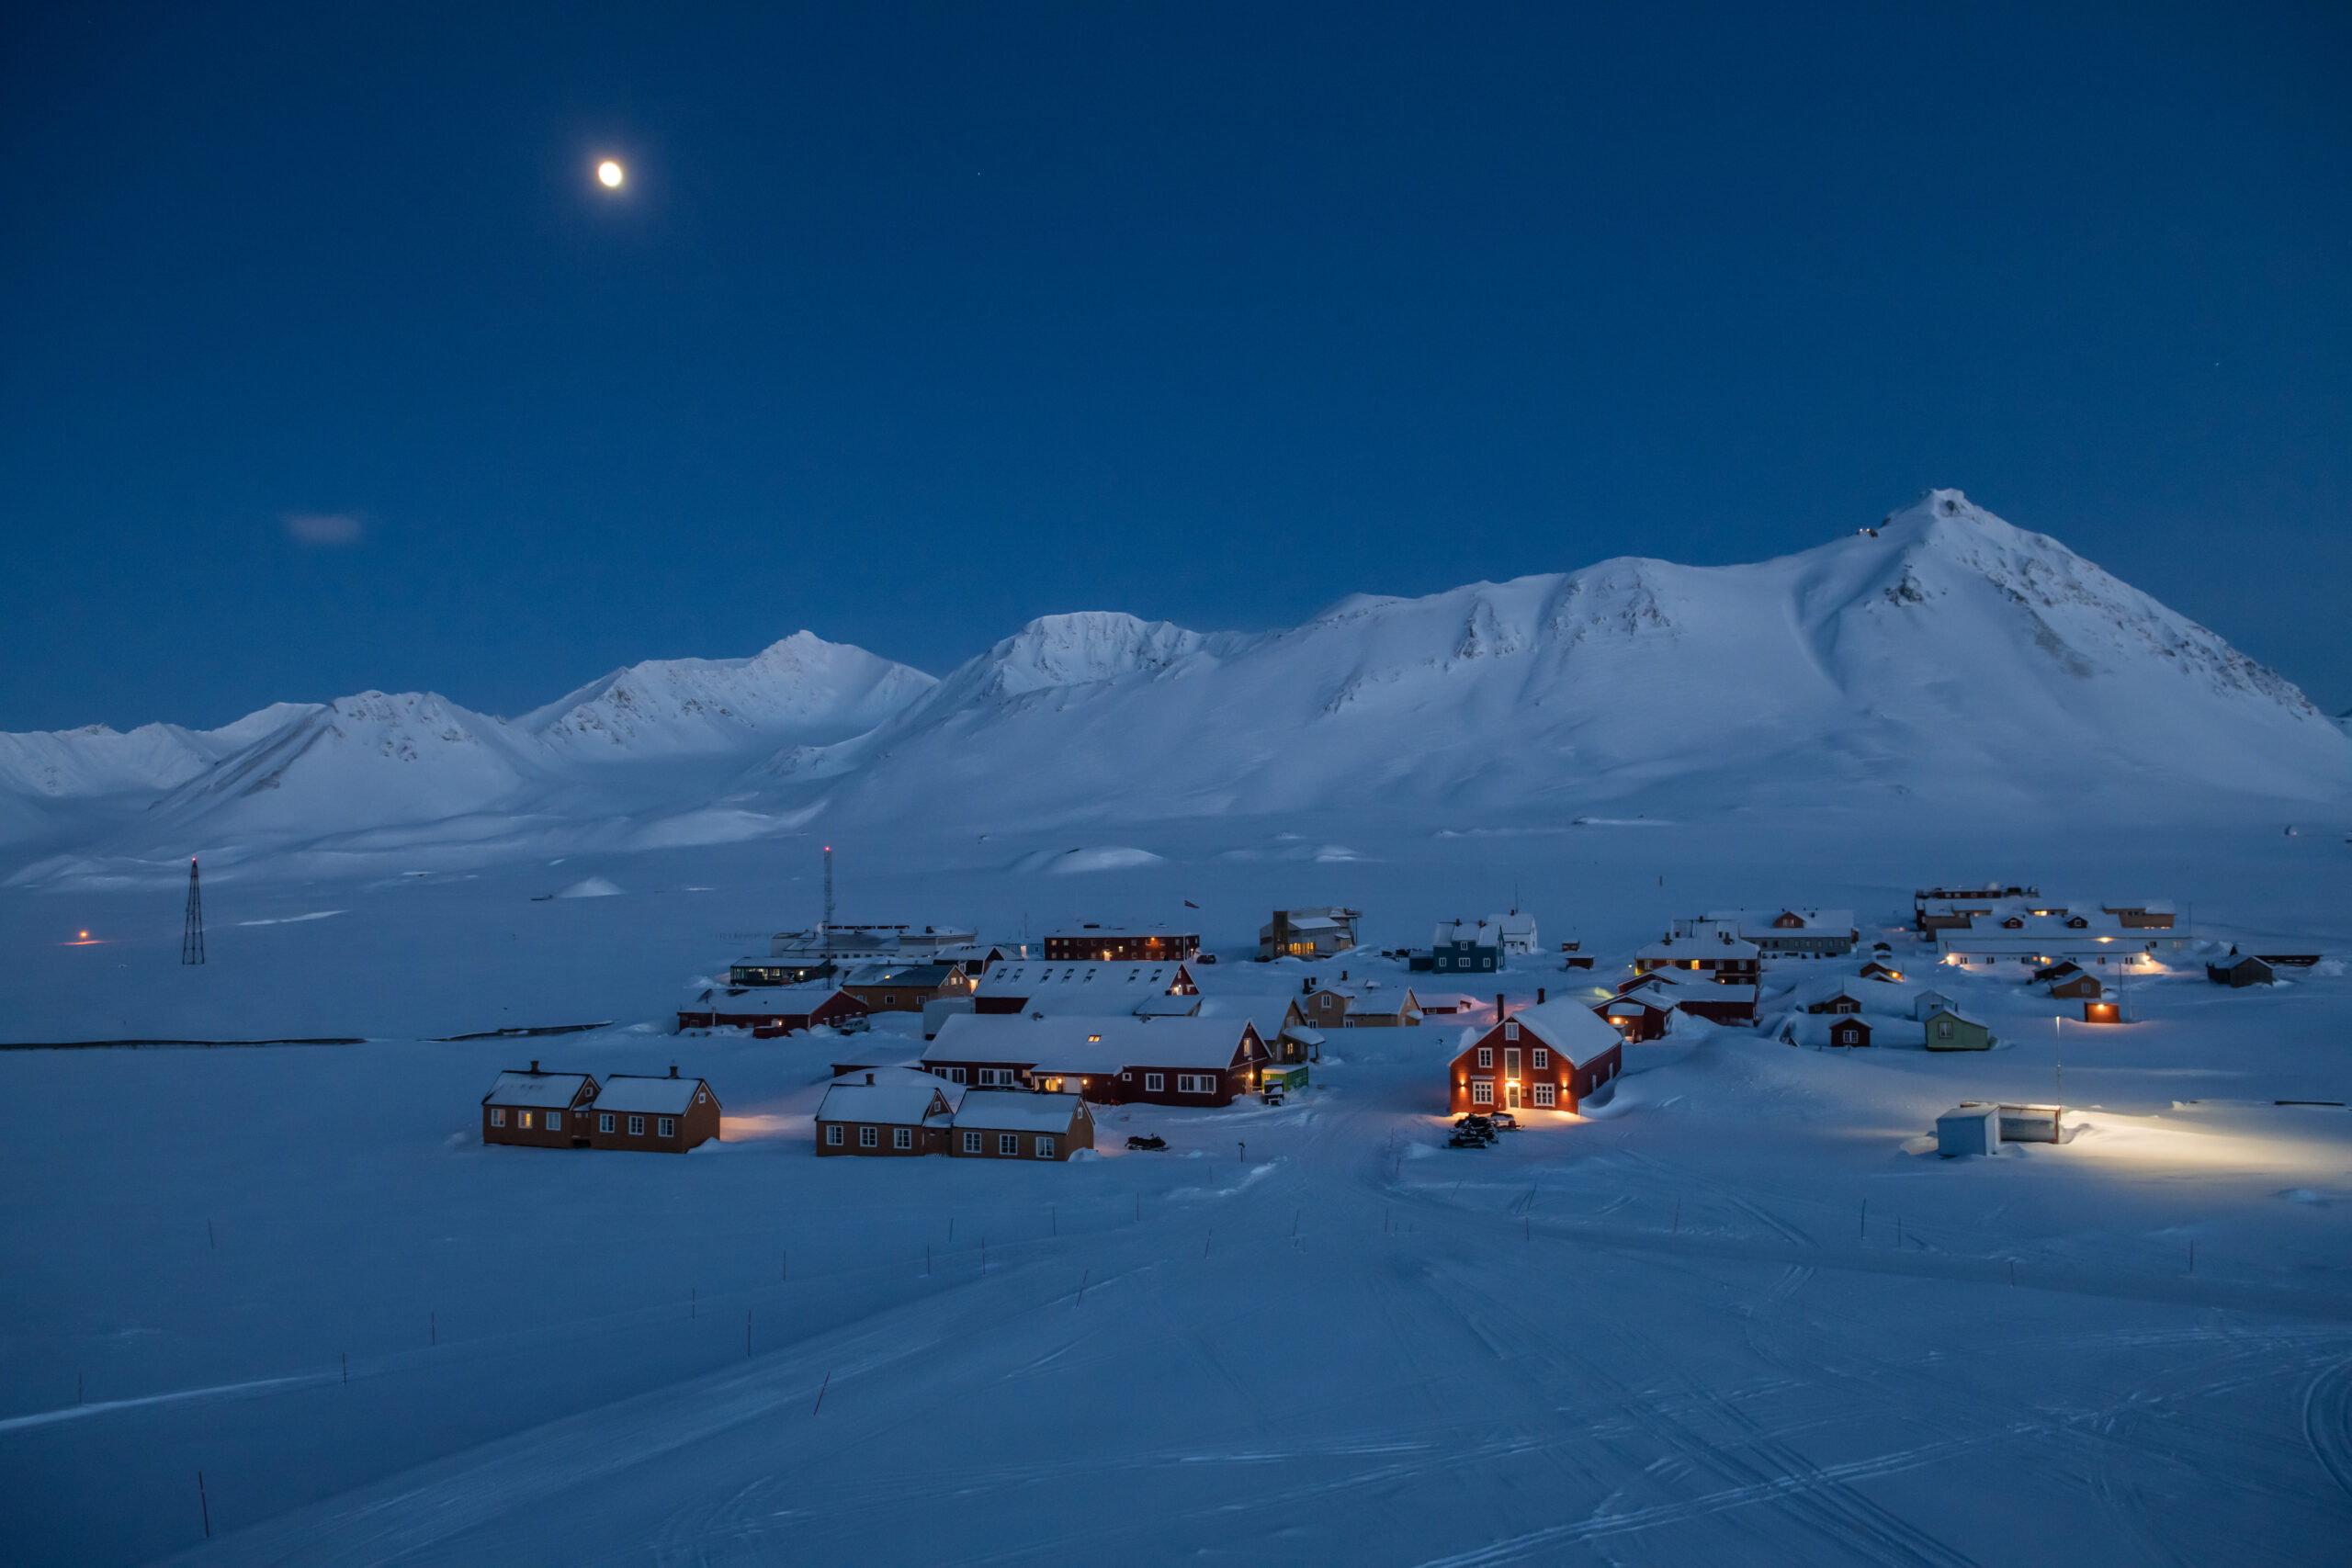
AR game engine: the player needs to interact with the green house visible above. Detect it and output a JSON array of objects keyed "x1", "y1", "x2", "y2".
[{"x1": 1923, "y1": 1007, "x2": 1996, "y2": 1052}]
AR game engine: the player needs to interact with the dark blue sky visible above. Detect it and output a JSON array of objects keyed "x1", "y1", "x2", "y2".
[{"x1": 4, "y1": 1, "x2": 2346, "y2": 731}]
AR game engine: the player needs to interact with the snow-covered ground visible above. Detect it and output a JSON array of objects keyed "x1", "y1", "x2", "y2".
[{"x1": 4, "y1": 809, "x2": 2348, "y2": 1565}]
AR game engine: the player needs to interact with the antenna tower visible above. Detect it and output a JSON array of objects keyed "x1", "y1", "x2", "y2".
[
  {"x1": 181, "y1": 857, "x2": 206, "y2": 965},
  {"x1": 822, "y1": 845, "x2": 834, "y2": 932}
]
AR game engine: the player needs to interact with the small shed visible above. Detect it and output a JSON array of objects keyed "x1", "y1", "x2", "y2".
[
  {"x1": 2206, "y1": 953, "x2": 2275, "y2": 988},
  {"x1": 1261, "y1": 1062, "x2": 1310, "y2": 1100},
  {"x1": 2046, "y1": 971, "x2": 2104, "y2": 1000},
  {"x1": 1807, "y1": 988, "x2": 1865, "y2": 1016},
  {"x1": 1936, "y1": 1105, "x2": 1999, "y2": 1158},
  {"x1": 1923, "y1": 1007, "x2": 1995, "y2": 1052},
  {"x1": 1982, "y1": 1102, "x2": 2063, "y2": 1144},
  {"x1": 1595, "y1": 992, "x2": 1671, "y2": 1043},
  {"x1": 1858, "y1": 961, "x2": 1904, "y2": 984},
  {"x1": 1827, "y1": 1017, "x2": 1872, "y2": 1049},
  {"x1": 2081, "y1": 998, "x2": 2121, "y2": 1024}
]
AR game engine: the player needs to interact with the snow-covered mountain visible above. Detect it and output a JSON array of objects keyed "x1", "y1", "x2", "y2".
[{"x1": 4, "y1": 491, "x2": 2345, "y2": 876}]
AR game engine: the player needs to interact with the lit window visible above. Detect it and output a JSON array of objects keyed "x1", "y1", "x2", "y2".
[
  {"x1": 491, "y1": 1107, "x2": 506, "y2": 1126},
  {"x1": 518, "y1": 1111, "x2": 535, "y2": 1130}
]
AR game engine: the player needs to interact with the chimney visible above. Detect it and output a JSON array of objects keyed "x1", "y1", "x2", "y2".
[
  {"x1": 1496, "y1": 992, "x2": 1507, "y2": 1022},
  {"x1": 529, "y1": 1059, "x2": 540, "y2": 1074},
  {"x1": 1538, "y1": 987, "x2": 1546, "y2": 1005},
  {"x1": 1340, "y1": 969, "x2": 1348, "y2": 982},
  {"x1": 1303, "y1": 976, "x2": 1314, "y2": 994},
  {"x1": 865, "y1": 1072, "x2": 875, "y2": 1085},
  {"x1": 669, "y1": 1063, "x2": 679, "y2": 1078}
]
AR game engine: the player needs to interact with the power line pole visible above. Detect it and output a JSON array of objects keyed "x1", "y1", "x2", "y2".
[
  {"x1": 822, "y1": 844, "x2": 833, "y2": 933},
  {"x1": 181, "y1": 857, "x2": 206, "y2": 965}
]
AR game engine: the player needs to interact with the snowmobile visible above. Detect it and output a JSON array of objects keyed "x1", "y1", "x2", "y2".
[{"x1": 1125, "y1": 1134, "x2": 1169, "y2": 1151}]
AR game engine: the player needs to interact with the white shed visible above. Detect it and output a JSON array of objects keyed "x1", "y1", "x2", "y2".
[{"x1": 1935, "y1": 1105, "x2": 1999, "y2": 1158}]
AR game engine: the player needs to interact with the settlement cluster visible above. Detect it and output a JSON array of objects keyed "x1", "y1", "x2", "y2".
[{"x1": 481, "y1": 880, "x2": 2305, "y2": 1162}]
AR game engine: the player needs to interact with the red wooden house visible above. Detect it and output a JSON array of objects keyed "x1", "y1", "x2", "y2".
[
  {"x1": 1446, "y1": 998, "x2": 1623, "y2": 1115},
  {"x1": 677, "y1": 982, "x2": 869, "y2": 1035}
]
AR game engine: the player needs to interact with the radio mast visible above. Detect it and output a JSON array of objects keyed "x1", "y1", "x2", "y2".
[{"x1": 181, "y1": 857, "x2": 206, "y2": 965}]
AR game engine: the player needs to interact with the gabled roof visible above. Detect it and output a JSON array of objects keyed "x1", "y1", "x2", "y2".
[
  {"x1": 595, "y1": 1074, "x2": 718, "y2": 1115},
  {"x1": 698, "y1": 979, "x2": 851, "y2": 1010},
  {"x1": 816, "y1": 1080, "x2": 956, "y2": 1126},
  {"x1": 839, "y1": 963, "x2": 960, "y2": 987},
  {"x1": 482, "y1": 1070, "x2": 594, "y2": 1109},
  {"x1": 952, "y1": 1090, "x2": 1088, "y2": 1133},
  {"x1": 1468, "y1": 998, "x2": 1623, "y2": 1067}
]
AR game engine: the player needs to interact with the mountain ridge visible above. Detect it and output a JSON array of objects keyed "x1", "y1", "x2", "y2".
[{"x1": 4, "y1": 491, "x2": 2345, "y2": 877}]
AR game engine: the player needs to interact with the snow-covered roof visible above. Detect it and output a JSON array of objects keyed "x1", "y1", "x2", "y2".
[
  {"x1": 594, "y1": 1073, "x2": 716, "y2": 1115},
  {"x1": 1431, "y1": 919, "x2": 1503, "y2": 947},
  {"x1": 1703, "y1": 908, "x2": 1856, "y2": 936},
  {"x1": 952, "y1": 1091, "x2": 1088, "y2": 1133},
  {"x1": 482, "y1": 1070, "x2": 594, "y2": 1109},
  {"x1": 840, "y1": 963, "x2": 962, "y2": 987},
  {"x1": 1135, "y1": 992, "x2": 1204, "y2": 1016},
  {"x1": 816, "y1": 1080, "x2": 957, "y2": 1126},
  {"x1": 1639, "y1": 934, "x2": 1759, "y2": 960},
  {"x1": 698, "y1": 979, "x2": 845, "y2": 1010},
  {"x1": 1279, "y1": 1023, "x2": 1326, "y2": 1045},
  {"x1": 976, "y1": 962, "x2": 1190, "y2": 998},
  {"x1": 1487, "y1": 998, "x2": 1623, "y2": 1067},
  {"x1": 927, "y1": 1013, "x2": 1253, "y2": 1071}
]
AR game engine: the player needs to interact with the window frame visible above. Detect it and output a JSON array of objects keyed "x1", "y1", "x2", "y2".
[
  {"x1": 1532, "y1": 1082, "x2": 1556, "y2": 1108},
  {"x1": 1476, "y1": 1046, "x2": 1493, "y2": 1068},
  {"x1": 658, "y1": 1117, "x2": 676, "y2": 1138},
  {"x1": 628, "y1": 1114, "x2": 645, "y2": 1136},
  {"x1": 1035, "y1": 1134, "x2": 1056, "y2": 1158},
  {"x1": 1145, "y1": 1072, "x2": 1165, "y2": 1092},
  {"x1": 998, "y1": 1132, "x2": 1019, "y2": 1156},
  {"x1": 1470, "y1": 1080, "x2": 1494, "y2": 1105},
  {"x1": 518, "y1": 1110, "x2": 535, "y2": 1130},
  {"x1": 825, "y1": 1123, "x2": 844, "y2": 1145},
  {"x1": 1531, "y1": 1047, "x2": 1550, "y2": 1070},
  {"x1": 858, "y1": 1125, "x2": 878, "y2": 1148},
  {"x1": 490, "y1": 1107, "x2": 506, "y2": 1126},
  {"x1": 963, "y1": 1130, "x2": 982, "y2": 1154},
  {"x1": 599, "y1": 1112, "x2": 615, "y2": 1133},
  {"x1": 893, "y1": 1127, "x2": 912, "y2": 1150}
]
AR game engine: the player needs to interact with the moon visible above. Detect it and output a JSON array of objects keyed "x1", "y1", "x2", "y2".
[{"x1": 596, "y1": 160, "x2": 625, "y2": 189}]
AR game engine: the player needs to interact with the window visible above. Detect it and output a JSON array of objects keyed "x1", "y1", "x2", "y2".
[
  {"x1": 1035, "y1": 1135, "x2": 1056, "y2": 1158},
  {"x1": 599, "y1": 1112, "x2": 615, "y2": 1133},
  {"x1": 893, "y1": 1127, "x2": 912, "y2": 1150},
  {"x1": 1471, "y1": 1080, "x2": 1494, "y2": 1105},
  {"x1": 1476, "y1": 1046, "x2": 1493, "y2": 1068},
  {"x1": 1504, "y1": 1021, "x2": 1520, "y2": 1041},
  {"x1": 628, "y1": 1115, "x2": 645, "y2": 1136},
  {"x1": 518, "y1": 1110, "x2": 535, "y2": 1130},
  {"x1": 1481, "y1": 958, "x2": 1493, "y2": 970},
  {"x1": 963, "y1": 1131, "x2": 982, "y2": 1153},
  {"x1": 1145, "y1": 1073, "x2": 1165, "y2": 1092},
  {"x1": 1436, "y1": 956, "x2": 1449, "y2": 969},
  {"x1": 659, "y1": 1117, "x2": 676, "y2": 1138},
  {"x1": 1177, "y1": 1073, "x2": 1217, "y2": 1094},
  {"x1": 883, "y1": 995, "x2": 896, "y2": 1006},
  {"x1": 1532, "y1": 1048, "x2": 1550, "y2": 1069},
  {"x1": 1936, "y1": 1021, "x2": 1953, "y2": 1040},
  {"x1": 491, "y1": 1107, "x2": 506, "y2": 1126},
  {"x1": 859, "y1": 1126, "x2": 878, "y2": 1148},
  {"x1": 1504, "y1": 1048, "x2": 1521, "y2": 1076},
  {"x1": 948, "y1": 1066, "x2": 967, "y2": 1084},
  {"x1": 826, "y1": 1124, "x2": 844, "y2": 1145},
  {"x1": 1532, "y1": 1083, "x2": 1556, "y2": 1108},
  {"x1": 999, "y1": 1133, "x2": 1019, "y2": 1156}
]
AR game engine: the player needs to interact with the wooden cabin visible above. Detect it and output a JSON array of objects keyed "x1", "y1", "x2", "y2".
[
  {"x1": 481, "y1": 1064, "x2": 599, "y2": 1147},
  {"x1": 1806, "y1": 988, "x2": 1865, "y2": 1015},
  {"x1": 948, "y1": 1091, "x2": 1094, "y2": 1161},
  {"x1": 973, "y1": 959, "x2": 1198, "y2": 1017},
  {"x1": 1447, "y1": 998, "x2": 1623, "y2": 1114},
  {"x1": 1595, "y1": 991, "x2": 1672, "y2": 1043},
  {"x1": 1923, "y1": 1007, "x2": 1996, "y2": 1052},
  {"x1": 678, "y1": 983, "x2": 868, "y2": 1035},
  {"x1": 2206, "y1": 953, "x2": 2275, "y2": 988},
  {"x1": 815, "y1": 1070, "x2": 960, "y2": 1156},
  {"x1": 922, "y1": 1014, "x2": 1270, "y2": 1108},
  {"x1": 2046, "y1": 971, "x2": 2104, "y2": 1000},
  {"x1": 1857, "y1": 961, "x2": 1904, "y2": 984},
  {"x1": 588, "y1": 1069, "x2": 722, "y2": 1152},
  {"x1": 837, "y1": 963, "x2": 975, "y2": 1014},
  {"x1": 1828, "y1": 1017, "x2": 1872, "y2": 1049}
]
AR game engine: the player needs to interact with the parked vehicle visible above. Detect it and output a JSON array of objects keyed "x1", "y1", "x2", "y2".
[
  {"x1": 1125, "y1": 1134, "x2": 1169, "y2": 1151},
  {"x1": 1487, "y1": 1112, "x2": 1520, "y2": 1132},
  {"x1": 1446, "y1": 1130, "x2": 1491, "y2": 1149}
]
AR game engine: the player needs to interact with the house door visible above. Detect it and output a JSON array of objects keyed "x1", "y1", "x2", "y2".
[{"x1": 1506, "y1": 1083, "x2": 1521, "y2": 1110}]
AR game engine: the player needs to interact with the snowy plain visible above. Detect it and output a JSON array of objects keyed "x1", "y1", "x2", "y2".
[{"x1": 3, "y1": 493, "x2": 2350, "y2": 1565}]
